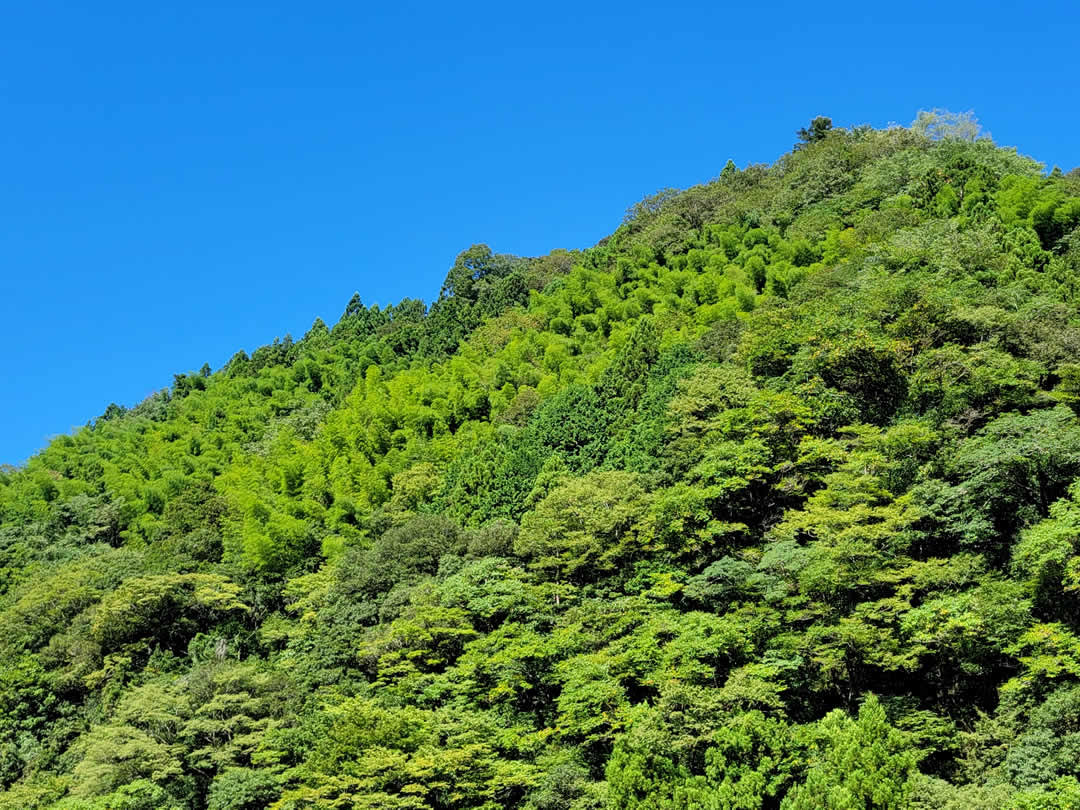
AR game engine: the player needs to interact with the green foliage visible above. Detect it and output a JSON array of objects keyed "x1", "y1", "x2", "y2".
[
  {"x1": 1, "y1": 118, "x2": 1080, "y2": 808},
  {"x1": 679, "y1": 711, "x2": 807, "y2": 808},
  {"x1": 912, "y1": 108, "x2": 986, "y2": 142},
  {"x1": 206, "y1": 768, "x2": 281, "y2": 810},
  {"x1": 516, "y1": 471, "x2": 651, "y2": 586},
  {"x1": 795, "y1": 116, "x2": 834, "y2": 149},
  {"x1": 782, "y1": 695, "x2": 918, "y2": 809},
  {"x1": 91, "y1": 574, "x2": 248, "y2": 651}
]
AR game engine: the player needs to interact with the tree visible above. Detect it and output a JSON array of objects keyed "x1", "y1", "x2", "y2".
[
  {"x1": 795, "y1": 116, "x2": 833, "y2": 149},
  {"x1": 69, "y1": 724, "x2": 187, "y2": 800},
  {"x1": 911, "y1": 108, "x2": 986, "y2": 142},
  {"x1": 679, "y1": 711, "x2": 806, "y2": 809},
  {"x1": 920, "y1": 407, "x2": 1080, "y2": 559},
  {"x1": 605, "y1": 707, "x2": 684, "y2": 809},
  {"x1": 782, "y1": 695, "x2": 918, "y2": 809},
  {"x1": 207, "y1": 768, "x2": 282, "y2": 810},
  {"x1": 91, "y1": 574, "x2": 248, "y2": 652},
  {"x1": 439, "y1": 244, "x2": 525, "y2": 304},
  {"x1": 515, "y1": 471, "x2": 652, "y2": 588},
  {"x1": 595, "y1": 318, "x2": 660, "y2": 416}
]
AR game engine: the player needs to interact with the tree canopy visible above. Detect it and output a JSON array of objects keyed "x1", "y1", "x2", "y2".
[{"x1": 2, "y1": 113, "x2": 1080, "y2": 808}]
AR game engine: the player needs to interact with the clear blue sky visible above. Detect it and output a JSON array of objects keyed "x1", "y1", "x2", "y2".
[{"x1": 2, "y1": 0, "x2": 1078, "y2": 465}]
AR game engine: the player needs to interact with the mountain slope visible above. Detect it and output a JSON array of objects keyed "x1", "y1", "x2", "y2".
[{"x1": 3, "y1": 117, "x2": 1080, "y2": 809}]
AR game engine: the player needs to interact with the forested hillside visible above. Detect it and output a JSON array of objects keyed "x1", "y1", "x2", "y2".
[{"x1": 5, "y1": 113, "x2": 1080, "y2": 809}]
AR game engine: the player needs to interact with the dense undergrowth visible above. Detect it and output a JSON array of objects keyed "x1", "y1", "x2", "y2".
[{"x1": 4, "y1": 115, "x2": 1080, "y2": 808}]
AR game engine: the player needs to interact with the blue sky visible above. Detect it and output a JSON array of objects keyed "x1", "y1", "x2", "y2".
[{"x1": 2, "y1": 0, "x2": 1078, "y2": 465}]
